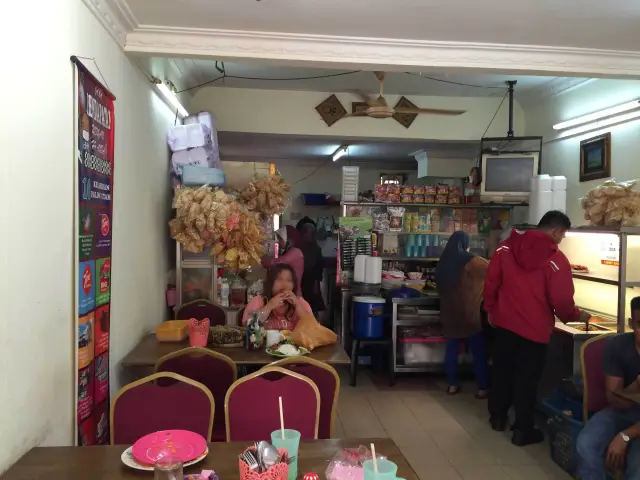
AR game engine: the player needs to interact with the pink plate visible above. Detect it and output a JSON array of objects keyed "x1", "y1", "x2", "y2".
[{"x1": 132, "y1": 430, "x2": 207, "y2": 465}]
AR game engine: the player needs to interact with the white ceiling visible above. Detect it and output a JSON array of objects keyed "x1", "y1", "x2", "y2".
[
  {"x1": 218, "y1": 132, "x2": 478, "y2": 165},
  {"x1": 141, "y1": 57, "x2": 586, "y2": 98},
  {"x1": 126, "y1": 0, "x2": 640, "y2": 51}
]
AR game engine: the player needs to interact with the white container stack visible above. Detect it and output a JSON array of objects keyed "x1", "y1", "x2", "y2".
[
  {"x1": 364, "y1": 256, "x2": 382, "y2": 284},
  {"x1": 167, "y1": 111, "x2": 222, "y2": 180},
  {"x1": 354, "y1": 255, "x2": 367, "y2": 283},
  {"x1": 551, "y1": 175, "x2": 568, "y2": 213},
  {"x1": 528, "y1": 174, "x2": 553, "y2": 225},
  {"x1": 342, "y1": 166, "x2": 359, "y2": 202}
]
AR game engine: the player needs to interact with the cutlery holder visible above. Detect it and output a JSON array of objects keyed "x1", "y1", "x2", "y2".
[
  {"x1": 189, "y1": 318, "x2": 210, "y2": 347},
  {"x1": 239, "y1": 447, "x2": 289, "y2": 480}
]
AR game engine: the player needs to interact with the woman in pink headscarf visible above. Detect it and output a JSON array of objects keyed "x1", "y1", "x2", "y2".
[{"x1": 261, "y1": 227, "x2": 304, "y2": 295}]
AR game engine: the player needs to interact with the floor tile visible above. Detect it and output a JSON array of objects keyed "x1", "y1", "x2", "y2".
[
  {"x1": 454, "y1": 465, "x2": 512, "y2": 480},
  {"x1": 411, "y1": 465, "x2": 463, "y2": 480}
]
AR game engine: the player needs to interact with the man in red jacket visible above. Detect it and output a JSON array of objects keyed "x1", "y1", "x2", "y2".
[{"x1": 484, "y1": 210, "x2": 589, "y2": 446}]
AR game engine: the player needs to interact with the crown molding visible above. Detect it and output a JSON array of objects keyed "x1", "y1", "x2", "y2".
[
  {"x1": 125, "y1": 27, "x2": 640, "y2": 78},
  {"x1": 82, "y1": 0, "x2": 137, "y2": 47}
]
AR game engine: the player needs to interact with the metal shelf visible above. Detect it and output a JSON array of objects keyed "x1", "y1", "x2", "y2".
[
  {"x1": 373, "y1": 230, "x2": 489, "y2": 237},
  {"x1": 342, "y1": 201, "x2": 527, "y2": 209},
  {"x1": 572, "y1": 272, "x2": 620, "y2": 286},
  {"x1": 396, "y1": 318, "x2": 440, "y2": 327},
  {"x1": 514, "y1": 225, "x2": 640, "y2": 235}
]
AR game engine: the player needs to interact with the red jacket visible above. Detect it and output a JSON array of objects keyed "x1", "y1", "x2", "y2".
[{"x1": 483, "y1": 229, "x2": 580, "y2": 344}]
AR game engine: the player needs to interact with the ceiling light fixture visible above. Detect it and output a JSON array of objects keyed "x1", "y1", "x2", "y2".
[
  {"x1": 553, "y1": 99, "x2": 640, "y2": 130},
  {"x1": 152, "y1": 78, "x2": 189, "y2": 118},
  {"x1": 558, "y1": 109, "x2": 640, "y2": 138},
  {"x1": 332, "y1": 146, "x2": 348, "y2": 162}
]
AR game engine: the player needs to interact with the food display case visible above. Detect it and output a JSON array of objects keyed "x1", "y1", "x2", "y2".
[{"x1": 542, "y1": 226, "x2": 640, "y2": 384}]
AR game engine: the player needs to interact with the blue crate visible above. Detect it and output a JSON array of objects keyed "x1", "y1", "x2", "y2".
[{"x1": 542, "y1": 397, "x2": 584, "y2": 477}]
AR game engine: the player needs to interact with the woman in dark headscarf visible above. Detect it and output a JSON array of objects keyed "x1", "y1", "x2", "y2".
[
  {"x1": 298, "y1": 222, "x2": 326, "y2": 316},
  {"x1": 436, "y1": 231, "x2": 489, "y2": 397}
]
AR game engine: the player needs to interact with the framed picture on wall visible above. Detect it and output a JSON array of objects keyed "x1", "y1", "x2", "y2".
[{"x1": 580, "y1": 132, "x2": 611, "y2": 182}]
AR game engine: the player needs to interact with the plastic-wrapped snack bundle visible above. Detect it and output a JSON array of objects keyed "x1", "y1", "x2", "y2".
[{"x1": 580, "y1": 178, "x2": 640, "y2": 226}]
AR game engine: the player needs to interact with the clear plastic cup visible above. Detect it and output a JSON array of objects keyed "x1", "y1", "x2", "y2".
[
  {"x1": 270, "y1": 429, "x2": 300, "y2": 480},
  {"x1": 362, "y1": 458, "x2": 406, "y2": 480},
  {"x1": 154, "y1": 456, "x2": 183, "y2": 480}
]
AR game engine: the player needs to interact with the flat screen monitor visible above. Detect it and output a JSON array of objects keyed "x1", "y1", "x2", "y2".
[{"x1": 480, "y1": 153, "x2": 539, "y2": 202}]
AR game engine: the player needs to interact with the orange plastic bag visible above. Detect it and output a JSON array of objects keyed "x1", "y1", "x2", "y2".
[{"x1": 290, "y1": 313, "x2": 337, "y2": 351}]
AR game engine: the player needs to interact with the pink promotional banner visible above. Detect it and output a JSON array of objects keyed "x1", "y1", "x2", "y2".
[{"x1": 72, "y1": 57, "x2": 115, "y2": 446}]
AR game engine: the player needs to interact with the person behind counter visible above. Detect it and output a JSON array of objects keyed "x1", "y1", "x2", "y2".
[
  {"x1": 299, "y1": 222, "x2": 326, "y2": 317},
  {"x1": 436, "y1": 231, "x2": 489, "y2": 398},
  {"x1": 484, "y1": 210, "x2": 590, "y2": 446},
  {"x1": 576, "y1": 296, "x2": 640, "y2": 480},
  {"x1": 262, "y1": 227, "x2": 304, "y2": 295},
  {"x1": 243, "y1": 264, "x2": 314, "y2": 331}
]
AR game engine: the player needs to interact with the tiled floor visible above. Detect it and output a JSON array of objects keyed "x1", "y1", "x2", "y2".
[{"x1": 332, "y1": 370, "x2": 571, "y2": 480}]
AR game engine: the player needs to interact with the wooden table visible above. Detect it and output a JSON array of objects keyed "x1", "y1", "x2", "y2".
[
  {"x1": 3, "y1": 438, "x2": 418, "y2": 480},
  {"x1": 121, "y1": 334, "x2": 351, "y2": 371}
]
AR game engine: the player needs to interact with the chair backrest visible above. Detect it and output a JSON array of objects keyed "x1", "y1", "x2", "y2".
[
  {"x1": 224, "y1": 367, "x2": 320, "y2": 441},
  {"x1": 236, "y1": 307, "x2": 245, "y2": 326},
  {"x1": 110, "y1": 372, "x2": 214, "y2": 445},
  {"x1": 155, "y1": 347, "x2": 237, "y2": 442},
  {"x1": 269, "y1": 357, "x2": 340, "y2": 439},
  {"x1": 176, "y1": 299, "x2": 226, "y2": 326},
  {"x1": 581, "y1": 333, "x2": 616, "y2": 421}
]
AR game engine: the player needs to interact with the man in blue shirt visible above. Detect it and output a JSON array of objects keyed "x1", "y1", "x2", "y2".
[{"x1": 577, "y1": 296, "x2": 640, "y2": 479}]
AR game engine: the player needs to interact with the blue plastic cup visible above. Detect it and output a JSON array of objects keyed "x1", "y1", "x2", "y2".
[
  {"x1": 271, "y1": 429, "x2": 300, "y2": 480},
  {"x1": 363, "y1": 458, "x2": 406, "y2": 480}
]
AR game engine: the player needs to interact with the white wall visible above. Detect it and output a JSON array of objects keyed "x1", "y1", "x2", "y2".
[
  {"x1": 525, "y1": 79, "x2": 640, "y2": 319},
  {"x1": 525, "y1": 79, "x2": 640, "y2": 222},
  {"x1": 0, "y1": 0, "x2": 174, "y2": 471},
  {"x1": 191, "y1": 87, "x2": 524, "y2": 141}
]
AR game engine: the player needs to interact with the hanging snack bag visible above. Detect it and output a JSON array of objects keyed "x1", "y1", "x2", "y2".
[
  {"x1": 388, "y1": 206, "x2": 406, "y2": 231},
  {"x1": 402, "y1": 185, "x2": 415, "y2": 195},
  {"x1": 414, "y1": 185, "x2": 426, "y2": 195},
  {"x1": 413, "y1": 194, "x2": 425, "y2": 203},
  {"x1": 436, "y1": 185, "x2": 450, "y2": 195}
]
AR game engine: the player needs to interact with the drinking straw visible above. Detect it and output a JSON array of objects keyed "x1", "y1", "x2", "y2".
[
  {"x1": 370, "y1": 443, "x2": 378, "y2": 473},
  {"x1": 279, "y1": 396, "x2": 285, "y2": 439}
]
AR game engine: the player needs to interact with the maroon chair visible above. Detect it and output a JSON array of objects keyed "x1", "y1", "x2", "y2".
[
  {"x1": 110, "y1": 372, "x2": 214, "y2": 445},
  {"x1": 156, "y1": 347, "x2": 237, "y2": 442},
  {"x1": 224, "y1": 367, "x2": 320, "y2": 441},
  {"x1": 269, "y1": 357, "x2": 340, "y2": 439},
  {"x1": 581, "y1": 333, "x2": 616, "y2": 421},
  {"x1": 176, "y1": 299, "x2": 226, "y2": 326}
]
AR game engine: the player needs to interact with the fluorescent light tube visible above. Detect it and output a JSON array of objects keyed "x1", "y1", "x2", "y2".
[
  {"x1": 553, "y1": 99, "x2": 640, "y2": 130},
  {"x1": 157, "y1": 82, "x2": 189, "y2": 118},
  {"x1": 332, "y1": 146, "x2": 347, "y2": 162},
  {"x1": 558, "y1": 109, "x2": 640, "y2": 138}
]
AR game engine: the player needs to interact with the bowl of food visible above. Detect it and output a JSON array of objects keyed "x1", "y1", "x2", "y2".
[
  {"x1": 407, "y1": 272, "x2": 423, "y2": 280},
  {"x1": 210, "y1": 325, "x2": 246, "y2": 347},
  {"x1": 266, "y1": 340, "x2": 309, "y2": 358}
]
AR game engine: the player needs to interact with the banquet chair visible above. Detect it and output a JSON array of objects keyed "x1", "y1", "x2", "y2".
[
  {"x1": 580, "y1": 332, "x2": 616, "y2": 421},
  {"x1": 268, "y1": 356, "x2": 340, "y2": 439},
  {"x1": 155, "y1": 347, "x2": 237, "y2": 442},
  {"x1": 110, "y1": 372, "x2": 214, "y2": 445},
  {"x1": 175, "y1": 299, "x2": 226, "y2": 326},
  {"x1": 224, "y1": 366, "x2": 320, "y2": 441}
]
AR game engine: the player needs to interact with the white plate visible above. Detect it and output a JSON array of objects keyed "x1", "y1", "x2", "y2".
[
  {"x1": 121, "y1": 446, "x2": 209, "y2": 471},
  {"x1": 265, "y1": 346, "x2": 310, "y2": 358}
]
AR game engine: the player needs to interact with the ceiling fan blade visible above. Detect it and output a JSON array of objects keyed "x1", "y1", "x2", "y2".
[
  {"x1": 395, "y1": 107, "x2": 466, "y2": 116},
  {"x1": 342, "y1": 111, "x2": 369, "y2": 118},
  {"x1": 350, "y1": 91, "x2": 375, "y2": 105}
]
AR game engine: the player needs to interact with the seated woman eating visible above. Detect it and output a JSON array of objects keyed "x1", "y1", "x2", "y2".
[{"x1": 243, "y1": 264, "x2": 314, "y2": 331}]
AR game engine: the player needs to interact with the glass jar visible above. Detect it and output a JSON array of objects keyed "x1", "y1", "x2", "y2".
[{"x1": 230, "y1": 278, "x2": 247, "y2": 307}]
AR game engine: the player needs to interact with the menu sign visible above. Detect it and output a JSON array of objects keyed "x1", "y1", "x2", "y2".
[
  {"x1": 73, "y1": 58, "x2": 115, "y2": 446},
  {"x1": 600, "y1": 237, "x2": 620, "y2": 266}
]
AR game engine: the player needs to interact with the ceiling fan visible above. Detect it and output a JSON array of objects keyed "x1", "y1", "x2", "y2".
[{"x1": 343, "y1": 71, "x2": 466, "y2": 119}]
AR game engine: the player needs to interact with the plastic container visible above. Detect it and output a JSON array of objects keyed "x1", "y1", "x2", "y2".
[
  {"x1": 155, "y1": 320, "x2": 189, "y2": 342},
  {"x1": 353, "y1": 296, "x2": 386, "y2": 338},
  {"x1": 220, "y1": 279, "x2": 230, "y2": 307},
  {"x1": 400, "y1": 337, "x2": 446, "y2": 365},
  {"x1": 342, "y1": 166, "x2": 359, "y2": 202},
  {"x1": 541, "y1": 396, "x2": 584, "y2": 477},
  {"x1": 182, "y1": 165, "x2": 225, "y2": 186},
  {"x1": 230, "y1": 279, "x2": 247, "y2": 307}
]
